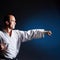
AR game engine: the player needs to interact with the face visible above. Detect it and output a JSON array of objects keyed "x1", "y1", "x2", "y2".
[{"x1": 7, "y1": 15, "x2": 16, "y2": 29}]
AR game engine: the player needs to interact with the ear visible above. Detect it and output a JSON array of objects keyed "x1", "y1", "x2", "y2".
[{"x1": 5, "y1": 21, "x2": 9, "y2": 25}]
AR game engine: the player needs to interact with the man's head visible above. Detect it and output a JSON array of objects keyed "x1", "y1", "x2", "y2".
[{"x1": 3, "y1": 14, "x2": 16, "y2": 29}]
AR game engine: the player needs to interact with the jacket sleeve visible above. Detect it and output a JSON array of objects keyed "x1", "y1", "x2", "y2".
[{"x1": 17, "y1": 29, "x2": 45, "y2": 42}]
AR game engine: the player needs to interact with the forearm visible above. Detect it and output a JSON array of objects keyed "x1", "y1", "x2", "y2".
[
  {"x1": 32, "y1": 29, "x2": 45, "y2": 38},
  {"x1": 25, "y1": 29, "x2": 52, "y2": 39},
  {"x1": 43, "y1": 30, "x2": 49, "y2": 34},
  {"x1": 43, "y1": 30, "x2": 52, "y2": 36}
]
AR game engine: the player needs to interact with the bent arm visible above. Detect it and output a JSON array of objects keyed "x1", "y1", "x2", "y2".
[{"x1": 0, "y1": 37, "x2": 7, "y2": 51}]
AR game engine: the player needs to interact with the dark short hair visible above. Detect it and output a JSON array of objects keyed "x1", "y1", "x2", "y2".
[
  {"x1": 3, "y1": 12, "x2": 15, "y2": 22},
  {"x1": 3, "y1": 15, "x2": 11, "y2": 23},
  {"x1": 0, "y1": 14, "x2": 14, "y2": 30}
]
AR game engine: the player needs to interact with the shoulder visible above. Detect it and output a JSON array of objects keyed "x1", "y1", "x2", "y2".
[
  {"x1": 13, "y1": 29, "x2": 20, "y2": 33},
  {"x1": 0, "y1": 30, "x2": 3, "y2": 34},
  {"x1": 13, "y1": 29, "x2": 25, "y2": 35},
  {"x1": 12, "y1": 29, "x2": 24, "y2": 37},
  {"x1": 12, "y1": 29, "x2": 22, "y2": 34},
  {"x1": 0, "y1": 30, "x2": 4, "y2": 38},
  {"x1": 13, "y1": 29, "x2": 24, "y2": 32}
]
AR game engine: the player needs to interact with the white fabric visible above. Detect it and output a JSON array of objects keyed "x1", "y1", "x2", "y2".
[{"x1": 0, "y1": 29, "x2": 45, "y2": 59}]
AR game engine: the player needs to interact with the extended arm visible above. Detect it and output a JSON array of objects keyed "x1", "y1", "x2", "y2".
[{"x1": 17, "y1": 29, "x2": 52, "y2": 42}]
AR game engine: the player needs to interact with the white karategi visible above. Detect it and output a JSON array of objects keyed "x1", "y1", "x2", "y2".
[{"x1": 0, "y1": 29, "x2": 45, "y2": 59}]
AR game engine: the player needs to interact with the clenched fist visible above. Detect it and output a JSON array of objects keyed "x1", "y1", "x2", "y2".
[
  {"x1": 47, "y1": 31, "x2": 52, "y2": 36},
  {"x1": 0, "y1": 42, "x2": 7, "y2": 51}
]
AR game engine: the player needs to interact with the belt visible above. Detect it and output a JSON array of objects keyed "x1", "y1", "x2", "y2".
[
  {"x1": 0, "y1": 55, "x2": 18, "y2": 60},
  {"x1": 0, "y1": 58, "x2": 18, "y2": 60}
]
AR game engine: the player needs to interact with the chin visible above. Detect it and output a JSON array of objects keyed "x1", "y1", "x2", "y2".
[
  {"x1": 12, "y1": 27, "x2": 15, "y2": 29},
  {"x1": 10, "y1": 26, "x2": 15, "y2": 30}
]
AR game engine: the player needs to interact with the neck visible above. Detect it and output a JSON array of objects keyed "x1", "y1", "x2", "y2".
[{"x1": 3, "y1": 28, "x2": 12, "y2": 36}]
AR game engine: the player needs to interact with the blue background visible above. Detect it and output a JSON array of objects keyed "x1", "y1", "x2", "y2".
[
  {"x1": 0, "y1": 0, "x2": 60, "y2": 60},
  {"x1": 17, "y1": 9, "x2": 60, "y2": 60}
]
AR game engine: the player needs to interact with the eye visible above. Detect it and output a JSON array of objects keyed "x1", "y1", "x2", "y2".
[{"x1": 11, "y1": 20, "x2": 16, "y2": 22}]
